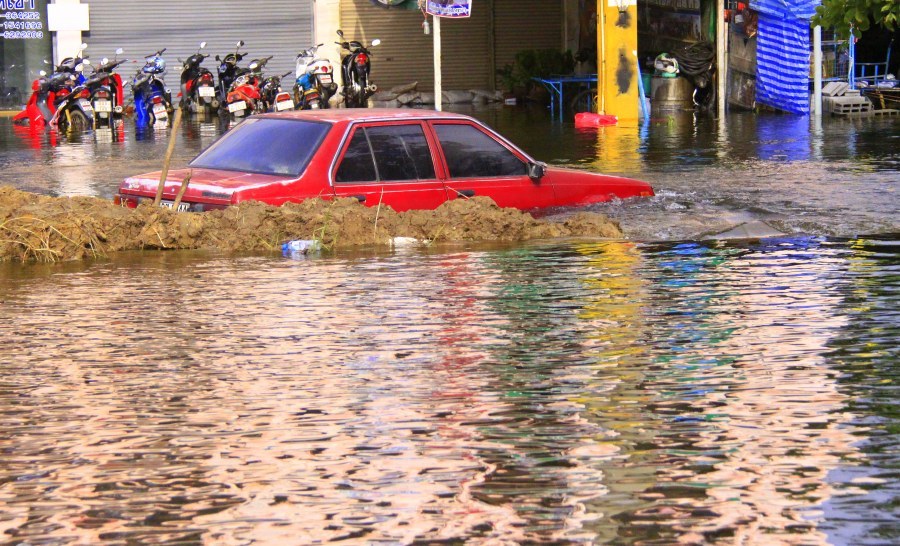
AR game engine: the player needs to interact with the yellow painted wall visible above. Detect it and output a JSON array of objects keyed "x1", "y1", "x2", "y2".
[{"x1": 597, "y1": 0, "x2": 639, "y2": 121}]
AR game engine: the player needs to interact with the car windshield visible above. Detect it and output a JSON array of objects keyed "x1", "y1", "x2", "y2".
[{"x1": 190, "y1": 118, "x2": 330, "y2": 176}]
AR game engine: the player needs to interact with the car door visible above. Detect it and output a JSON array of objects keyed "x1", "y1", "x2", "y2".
[
  {"x1": 430, "y1": 121, "x2": 556, "y2": 210},
  {"x1": 332, "y1": 122, "x2": 448, "y2": 212}
]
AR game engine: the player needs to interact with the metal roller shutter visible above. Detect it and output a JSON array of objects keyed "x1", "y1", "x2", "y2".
[
  {"x1": 493, "y1": 0, "x2": 564, "y2": 81},
  {"x1": 339, "y1": 0, "x2": 491, "y2": 92},
  {"x1": 83, "y1": 0, "x2": 313, "y2": 92}
]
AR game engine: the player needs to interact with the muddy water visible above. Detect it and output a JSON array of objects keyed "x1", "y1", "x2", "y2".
[{"x1": 0, "y1": 107, "x2": 898, "y2": 544}]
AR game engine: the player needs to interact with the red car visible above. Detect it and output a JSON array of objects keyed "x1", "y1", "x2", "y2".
[{"x1": 117, "y1": 109, "x2": 653, "y2": 212}]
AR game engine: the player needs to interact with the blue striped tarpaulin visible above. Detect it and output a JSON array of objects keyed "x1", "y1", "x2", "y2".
[{"x1": 751, "y1": 0, "x2": 820, "y2": 114}]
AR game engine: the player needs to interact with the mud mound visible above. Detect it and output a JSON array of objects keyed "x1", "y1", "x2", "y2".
[{"x1": 0, "y1": 187, "x2": 623, "y2": 262}]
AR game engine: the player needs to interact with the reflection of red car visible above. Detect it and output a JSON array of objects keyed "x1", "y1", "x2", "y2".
[{"x1": 117, "y1": 109, "x2": 654, "y2": 212}]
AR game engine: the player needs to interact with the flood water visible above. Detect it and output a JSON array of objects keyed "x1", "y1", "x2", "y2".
[{"x1": 0, "y1": 107, "x2": 898, "y2": 544}]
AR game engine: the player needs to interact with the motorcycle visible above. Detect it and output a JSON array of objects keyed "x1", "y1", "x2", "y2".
[
  {"x1": 131, "y1": 48, "x2": 172, "y2": 126},
  {"x1": 50, "y1": 59, "x2": 95, "y2": 133},
  {"x1": 260, "y1": 70, "x2": 295, "y2": 112},
  {"x1": 225, "y1": 55, "x2": 271, "y2": 118},
  {"x1": 13, "y1": 68, "x2": 74, "y2": 128},
  {"x1": 335, "y1": 30, "x2": 380, "y2": 108},
  {"x1": 180, "y1": 42, "x2": 217, "y2": 114},
  {"x1": 215, "y1": 41, "x2": 247, "y2": 113},
  {"x1": 293, "y1": 43, "x2": 337, "y2": 110},
  {"x1": 86, "y1": 49, "x2": 127, "y2": 127},
  {"x1": 13, "y1": 43, "x2": 88, "y2": 127}
]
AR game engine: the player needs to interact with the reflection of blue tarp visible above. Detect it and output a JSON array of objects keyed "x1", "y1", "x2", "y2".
[{"x1": 751, "y1": 0, "x2": 820, "y2": 115}]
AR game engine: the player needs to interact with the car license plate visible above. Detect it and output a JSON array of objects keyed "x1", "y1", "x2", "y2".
[
  {"x1": 94, "y1": 100, "x2": 112, "y2": 113},
  {"x1": 318, "y1": 74, "x2": 332, "y2": 85},
  {"x1": 228, "y1": 100, "x2": 246, "y2": 113},
  {"x1": 78, "y1": 99, "x2": 93, "y2": 113},
  {"x1": 160, "y1": 200, "x2": 190, "y2": 212},
  {"x1": 276, "y1": 99, "x2": 294, "y2": 111},
  {"x1": 198, "y1": 86, "x2": 215, "y2": 97}
]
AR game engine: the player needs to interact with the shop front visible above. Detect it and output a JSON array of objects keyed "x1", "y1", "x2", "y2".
[{"x1": 82, "y1": 0, "x2": 314, "y2": 87}]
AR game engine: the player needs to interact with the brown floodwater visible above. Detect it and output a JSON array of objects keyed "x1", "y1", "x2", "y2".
[{"x1": 0, "y1": 106, "x2": 898, "y2": 544}]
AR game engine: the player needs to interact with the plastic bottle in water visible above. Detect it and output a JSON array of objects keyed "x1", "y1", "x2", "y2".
[{"x1": 281, "y1": 239, "x2": 320, "y2": 255}]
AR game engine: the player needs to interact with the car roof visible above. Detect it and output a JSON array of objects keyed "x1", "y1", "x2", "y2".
[{"x1": 255, "y1": 107, "x2": 476, "y2": 124}]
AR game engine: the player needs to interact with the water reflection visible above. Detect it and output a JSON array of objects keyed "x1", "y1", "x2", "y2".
[{"x1": 0, "y1": 236, "x2": 897, "y2": 543}]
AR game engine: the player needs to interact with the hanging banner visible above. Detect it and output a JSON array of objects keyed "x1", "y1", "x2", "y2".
[{"x1": 425, "y1": 0, "x2": 472, "y2": 18}]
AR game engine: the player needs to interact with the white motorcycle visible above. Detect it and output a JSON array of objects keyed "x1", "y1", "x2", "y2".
[{"x1": 293, "y1": 44, "x2": 338, "y2": 109}]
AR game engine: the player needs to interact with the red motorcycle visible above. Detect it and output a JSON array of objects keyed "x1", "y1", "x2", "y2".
[
  {"x1": 225, "y1": 55, "x2": 272, "y2": 119},
  {"x1": 13, "y1": 69, "x2": 75, "y2": 128},
  {"x1": 13, "y1": 45, "x2": 87, "y2": 128}
]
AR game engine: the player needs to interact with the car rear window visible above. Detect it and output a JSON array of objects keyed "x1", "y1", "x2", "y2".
[{"x1": 190, "y1": 118, "x2": 329, "y2": 176}]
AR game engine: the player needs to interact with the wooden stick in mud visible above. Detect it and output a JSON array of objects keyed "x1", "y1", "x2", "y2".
[
  {"x1": 172, "y1": 169, "x2": 193, "y2": 210},
  {"x1": 153, "y1": 107, "x2": 183, "y2": 206}
]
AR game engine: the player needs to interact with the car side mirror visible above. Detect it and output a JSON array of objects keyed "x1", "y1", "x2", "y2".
[{"x1": 527, "y1": 161, "x2": 546, "y2": 181}]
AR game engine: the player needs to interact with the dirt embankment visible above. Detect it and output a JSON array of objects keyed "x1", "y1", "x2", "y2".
[{"x1": 0, "y1": 186, "x2": 624, "y2": 262}]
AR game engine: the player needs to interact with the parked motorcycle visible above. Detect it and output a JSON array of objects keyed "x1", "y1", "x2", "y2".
[
  {"x1": 86, "y1": 49, "x2": 127, "y2": 127},
  {"x1": 13, "y1": 67, "x2": 74, "y2": 127},
  {"x1": 131, "y1": 48, "x2": 172, "y2": 125},
  {"x1": 180, "y1": 42, "x2": 217, "y2": 114},
  {"x1": 293, "y1": 43, "x2": 337, "y2": 110},
  {"x1": 225, "y1": 55, "x2": 271, "y2": 118},
  {"x1": 13, "y1": 43, "x2": 88, "y2": 127},
  {"x1": 260, "y1": 70, "x2": 295, "y2": 112},
  {"x1": 215, "y1": 41, "x2": 247, "y2": 112},
  {"x1": 50, "y1": 63, "x2": 95, "y2": 133},
  {"x1": 335, "y1": 30, "x2": 380, "y2": 108}
]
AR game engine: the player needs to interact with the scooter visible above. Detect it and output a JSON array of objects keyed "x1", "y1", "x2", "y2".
[
  {"x1": 13, "y1": 68, "x2": 74, "y2": 127},
  {"x1": 13, "y1": 43, "x2": 88, "y2": 127},
  {"x1": 50, "y1": 64, "x2": 95, "y2": 133},
  {"x1": 225, "y1": 55, "x2": 271, "y2": 118},
  {"x1": 91, "y1": 48, "x2": 127, "y2": 117},
  {"x1": 131, "y1": 48, "x2": 172, "y2": 126},
  {"x1": 260, "y1": 70, "x2": 295, "y2": 112},
  {"x1": 180, "y1": 42, "x2": 217, "y2": 114},
  {"x1": 293, "y1": 44, "x2": 337, "y2": 110},
  {"x1": 215, "y1": 41, "x2": 246, "y2": 113},
  {"x1": 87, "y1": 50, "x2": 127, "y2": 127},
  {"x1": 335, "y1": 30, "x2": 380, "y2": 108}
]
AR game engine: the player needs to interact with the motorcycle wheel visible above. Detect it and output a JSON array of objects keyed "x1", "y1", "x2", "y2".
[{"x1": 67, "y1": 109, "x2": 91, "y2": 133}]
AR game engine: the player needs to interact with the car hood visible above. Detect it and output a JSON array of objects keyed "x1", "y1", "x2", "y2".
[{"x1": 121, "y1": 168, "x2": 295, "y2": 203}]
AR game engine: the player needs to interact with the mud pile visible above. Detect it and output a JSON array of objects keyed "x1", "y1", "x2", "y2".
[{"x1": 0, "y1": 186, "x2": 623, "y2": 262}]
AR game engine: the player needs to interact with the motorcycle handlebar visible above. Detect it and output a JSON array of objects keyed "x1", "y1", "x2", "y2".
[{"x1": 147, "y1": 48, "x2": 167, "y2": 58}]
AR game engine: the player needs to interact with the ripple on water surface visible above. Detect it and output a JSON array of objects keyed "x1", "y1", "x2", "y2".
[{"x1": 0, "y1": 236, "x2": 897, "y2": 543}]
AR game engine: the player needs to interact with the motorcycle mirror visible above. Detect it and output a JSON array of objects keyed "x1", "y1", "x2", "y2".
[
  {"x1": 337, "y1": 30, "x2": 344, "y2": 38},
  {"x1": 200, "y1": 42, "x2": 207, "y2": 49},
  {"x1": 371, "y1": 39, "x2": 381, "y2": 47},
  {"x1": 102, "y1": 58, "x2": 109, "y2": 64},
  {"x1": 249, "y1": 62, "x2": 259, "y2": 70},
  {"x1": 215, "y1": 54, "x2": 220, "y2": 61},
  {"x1": 116, "y1": 48, "x2": 124, "y2": 55},
  {"x1": 39, "y1": 70, "x2": 47, "y2": 77},
  {"x1": 237, "y1": 40, "x2": 244, "y2": 48},
  {"x1": 79, "y1": 43, "x2": 87, "y2": 52}
]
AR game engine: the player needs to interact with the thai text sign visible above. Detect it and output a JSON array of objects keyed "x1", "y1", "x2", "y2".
[
  {"x1": 1, "y1": 0, "x2": 44, "y2": 40},
  {"x1": 425, "y1": 0, "x2": 472, "y2": 18}
]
